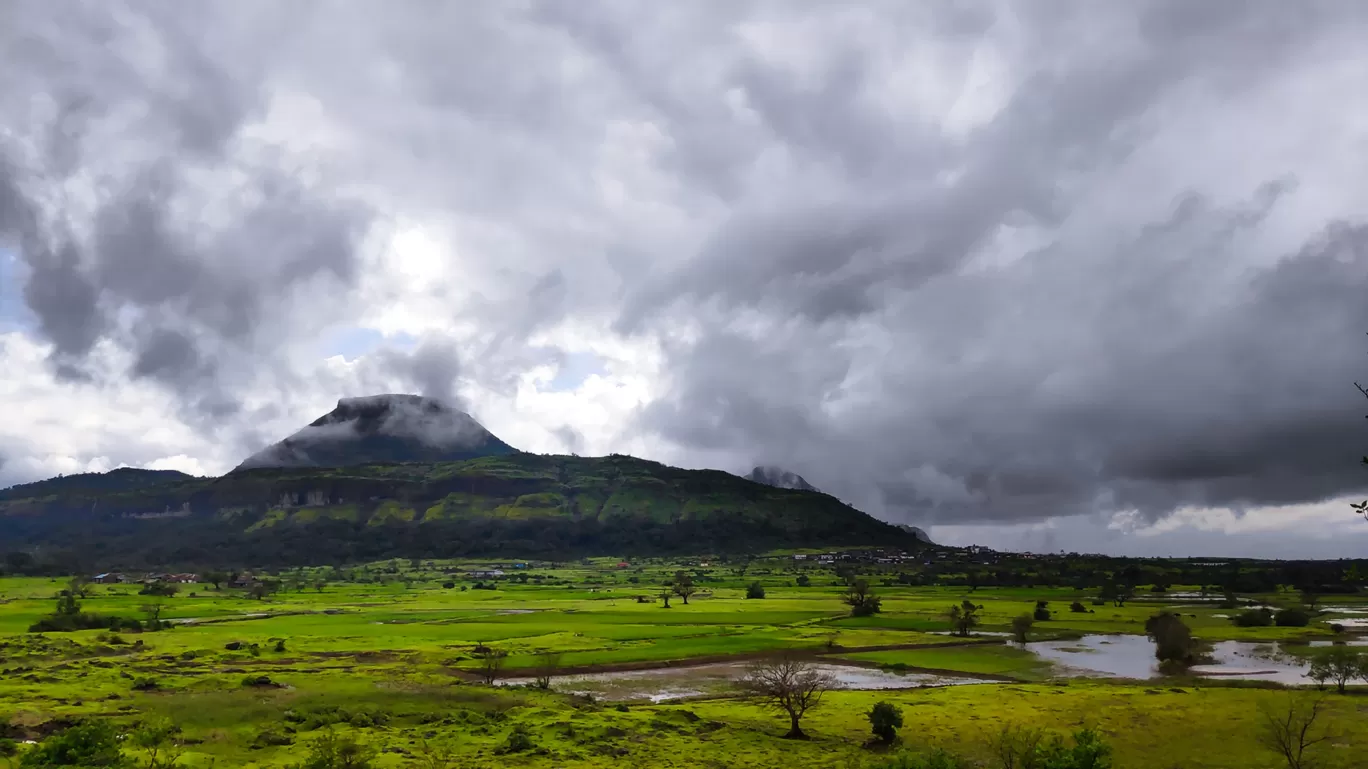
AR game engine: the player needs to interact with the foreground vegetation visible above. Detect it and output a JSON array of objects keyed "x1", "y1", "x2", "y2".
[{"x1": 3, "y1": 556, "x2": 1368, "y2": 767}]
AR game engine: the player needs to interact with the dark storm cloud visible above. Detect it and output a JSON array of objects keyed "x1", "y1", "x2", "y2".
[
  {"x1": 3, "y1": 0, "x2": 1367, "y2": 546},
  {"x1": 1, "y1": 1, "x2": 374, "y2": 423},
  {"x1": 623, "y1": 1, "x2": 1368, "y2": 526}
]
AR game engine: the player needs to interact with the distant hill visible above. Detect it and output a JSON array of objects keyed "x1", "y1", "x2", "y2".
[
  {"x1": 0, "y1": 468, "x2": 193, "y2": 502},
  {"x1": 898, "y1": 524, "x2": 935, "y2": 545},
  {"x1": 0, "y1": 453, "x2": 922, "y2": 569},
  {"x1": 234, "y1": 394, "x2": 517, "y2": 471},
  {"x1": 744, "y1": 465, "x2": 819, "y2": 492}
]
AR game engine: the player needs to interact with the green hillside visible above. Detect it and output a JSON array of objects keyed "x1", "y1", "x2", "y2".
[
  {"x1": 0, "y1": 454, "x2": 919, "y2": 569},
  {"x1": 0, "y1": 467, "x2": 193, "y2": 502}
]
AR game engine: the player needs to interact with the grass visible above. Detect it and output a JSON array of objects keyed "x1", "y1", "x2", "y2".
[{"x1": 2, "y1": 561, "x2": 1367, "y2": 767}]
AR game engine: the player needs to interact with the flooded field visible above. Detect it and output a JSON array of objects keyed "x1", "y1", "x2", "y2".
[
  {"x1": 1028, "y1": 634, "x2": 1321, "y2": 684},
  {"x1": 498, "y1": 661, "x2": 986, "y2": 702}
]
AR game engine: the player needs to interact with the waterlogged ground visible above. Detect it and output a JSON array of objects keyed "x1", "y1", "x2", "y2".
[
  {"x1": 1028, "y1": 634, "x2": 1322, "y2": 684},
  {"x1": 499, "y1": 661, "x2": 985, "y2": 702},
  {"x1": 2, "y1": 562, "x2": 1368, "y2": 767}
]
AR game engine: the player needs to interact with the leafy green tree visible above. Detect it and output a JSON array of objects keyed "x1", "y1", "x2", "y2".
[
  {"x1": 843, "y1": 579, "x2": 883, "y2": 617},
  {"x1": 130, "y1": 718, "x2": 182, "y2": 769},
  {"x1": 1307, "y1": 648, "x2": 1366, "y2": 694},
  {"x1": 947, "y1": 600, "x2": 979, "y2": 637},
  {"x1": 19, "y1": 720, "x2": 128, "y2": 767},
  {"x1": 746, "y1": 581, "x2": 766, "y2": 599},
  {"x1": 1145, "y1": 612, "x2": 1194, "y2": 665},
  {"x1": 295, "y1": 730, "x2": 376, "y2": 769},
  {"x1": 795, "y1": 574, "x2": 811, "y2": 587},
  {"x1": 672, "y1": 571, "x2": 697, "y2": 605},
  {"x1": 1011, "y1": 614, "x2": 1034, "y2": 646},
  {"x1": 867, "y1": 701, "x2": 903, "y2": 743}
]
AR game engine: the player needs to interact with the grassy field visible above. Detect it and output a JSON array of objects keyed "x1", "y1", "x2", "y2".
[{"x1": 2, "y1": 559, "x2": 1367, "y2": 767}]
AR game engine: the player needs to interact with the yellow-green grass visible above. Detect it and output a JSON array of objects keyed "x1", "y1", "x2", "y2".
[{"x1": 838, "y1": 644, "x2": 1056, "y2": 681}]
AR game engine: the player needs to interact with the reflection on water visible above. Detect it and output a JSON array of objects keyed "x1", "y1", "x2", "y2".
[
  {"x1": 497, "y1": 662, "x2": 983, "y2": 702},
  {"x1": 1029, "y1": 635, "x2": 1320, "y2": 684}
]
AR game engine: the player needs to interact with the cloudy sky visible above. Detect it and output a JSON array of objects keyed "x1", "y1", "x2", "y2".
[{"x1": 2, "y1": 0, "x2": 1367, "y2": 558}]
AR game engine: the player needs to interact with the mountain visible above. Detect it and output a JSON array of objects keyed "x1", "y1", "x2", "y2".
[
  {"x1": 0, "y1": 453, "x2": 921, "y2": 569},
  {"x1": 744, "y1": 465, "x2": 819, "y2": 492},
  {"x1": 898, "y1": 524, "x2": 935, "y2": 545},
  {"x1": 234, "y1": 394, "x2": 517, "y2": 471},
  {"x1": 0, "y1": 468, "x2": 193, "y2": 501}
]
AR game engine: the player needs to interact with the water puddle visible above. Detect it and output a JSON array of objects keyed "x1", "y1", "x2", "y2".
[
  {"x1": 496, "y1": 662, "x2": 983, "y2": 702},
  {"x1": 1028, "y1": 635, "x2": 1322, "y2": 684}
]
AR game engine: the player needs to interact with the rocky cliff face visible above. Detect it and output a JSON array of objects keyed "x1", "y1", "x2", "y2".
[
  {"x1": 234, "y1": 394, "x2": 517, "y2": 471},
  {"x1": 743, "y1": 465, "x2": 820, "y2": 492}
]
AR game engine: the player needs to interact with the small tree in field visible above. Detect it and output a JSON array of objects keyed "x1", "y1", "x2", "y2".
[
  {"x1": 658, "y1": 586, "x2": 672, "y2": 608},
  {"x1": 1010, "y1": 614, "x2": 1034, "y2": 646},
  {"x1": 533, "y1": 650, "x2": 563, "y2": 690},
  {"x1": 475, "y1": 646, "x2": 507, "y2": 685},
  {"x1": 746, "y1": 581, "x2": 766, "y2": 599},
  {"x1": 867, "y1": 701, "x2": 903, "y2": 744},
  {"x1": 1306, "y1": 648, "x2": 1366, "y2": 694},
  {"x1": 736, "y1": 656, "x2": 836, "y2": 739},
  {"x1": 130, "y1": 718, "x2": 182, "y2": 769},
  {"x1": 672, "y1": 571, "x2": 697, "y2": 605},
  {"x1": 947, "y1": 600, "x2": 979, "y2": 637},
  {"x1": 843, "y1": 579, "x2": 882, "y2": 617}
]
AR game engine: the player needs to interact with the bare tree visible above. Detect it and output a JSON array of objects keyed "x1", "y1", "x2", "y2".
[
  {"x1": 140, "y1": 602, "x2": 166, "y2": 631},
  {"x1": 1259, "y1": 694, "x2": 1333, "y2": 769},
  {"x1": 736, "y1": 656, "x2": 836, "y2": 739},
  {"x1": 474, "y1": 645, "x2": 507, "y2": 685},
  {"x1": 533, "y1": 650, "x2": 563, "y2": 690}
]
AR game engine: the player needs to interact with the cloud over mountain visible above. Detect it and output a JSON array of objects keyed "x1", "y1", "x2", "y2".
[{"x1": 3, "y1": 1, "x2": 1368, "y2": 554}]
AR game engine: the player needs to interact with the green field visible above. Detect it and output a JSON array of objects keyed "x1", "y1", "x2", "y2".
[{"x1": 2, "y1": 559, "x2": 1367, "y2": 767}]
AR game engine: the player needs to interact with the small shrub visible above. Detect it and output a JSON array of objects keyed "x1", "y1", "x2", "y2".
[
  {"x1": 1233, "y1": 608, "x2": 1273, "y2": 627},
  {"x1": 442, "y1": 581, "x2": 456, "y2": 589},
  {"x1": 19, "y1": 720, "x2": 128, "y2": 766},
  {"x1": 131, "y1": 677, "x2": 160, "y2": 691},
  {"x1": 867, "y1": 701, "x2": 903, "y2": 743},
  {"x1": 1033, "y1": 606, "x2": 1051, "y2": 621},
  {"x1": 1274, "y1": 608, "x2": 1311, "y2": 627},
  {"x1": 746, "y1": 582, "x2": 766, "y2": 600},
  {"x1": 494, "y1": 724, "x2": 535, "y2": 755},
  {"x1": 1070, "y1": 601, "x2": 1088, "y2": 613},
  {"x1": 249, "y1": 729, "x2": 295, "y2": 750},
  {"x1": 273, "y1": 639, "x2": 287, "y2": 653},
  {"x1": 0, "y1": 738, "x2": 19, "y2": 757},
  {"x1": 796, "y1": 575, "x2": 811, "y2": 587}
]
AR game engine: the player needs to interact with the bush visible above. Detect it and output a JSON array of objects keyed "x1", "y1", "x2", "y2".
[
  {"x1": 0, "y1": 738, "x2": 18, "y2": 757},
  {"x1": 296, "y1": 730, "x2": 376, "y2": 769},
  {"x1": 796, "y1": 575, "x2": 811, "y2": 587},
  {"x1": 1070, "y1": 601, "x2": 1088, "y2": 613},
  {"x1": 746, "y1": 582, "x2": 766, "y2": 600},
  {"x1": 1275, "y1": 608, "x2": 1311, "y2": 627},
  {"x1": 1033, "y1": 606, "x2": 1051, "y2": 621},
  {"x1": 19, "y1": 720, "x2": 128, "y2": 767},
  {"x1": 1232, "y1": 608, "x2": 1273, "y2": 627},
  {"x1": 131, "y1": 677, "x2": 160, "y2": 691},
  {"x1": 249, "y1": 729, "x2": 294, "y2": 750},
  {"x1": 273, "y1": 639, "x2": 287, "y2": 653},
  {"x1": 494, "y1": 724, "x2": 535, "y2": 755},
  {"x1": 442, "y1": 581, "x2": 456, "y2": 589},
  {"x1": 867, "y1": 701, "x2": 903, "y2": 743}
]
